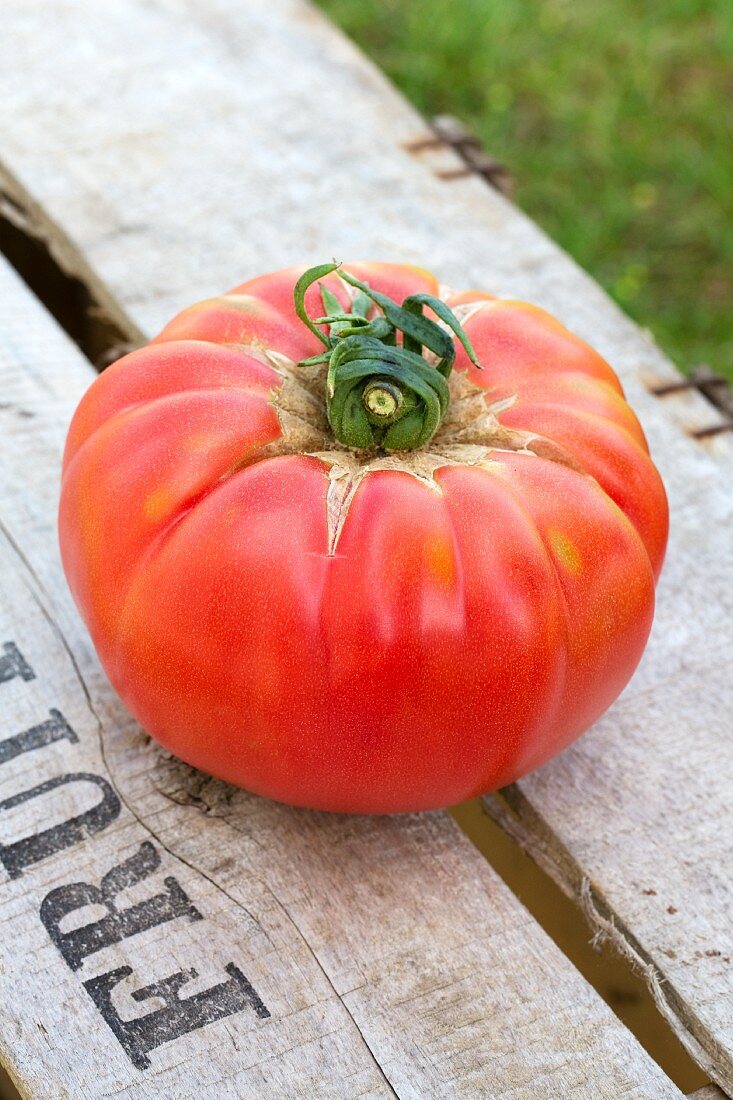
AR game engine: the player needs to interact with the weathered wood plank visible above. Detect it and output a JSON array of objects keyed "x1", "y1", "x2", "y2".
[
  {"x1": 0, "y1": 260, "x2": 678, "y2": 1092},
  {"x1": 0, "y1": 0, "x2": 730, "y2": 1092}
]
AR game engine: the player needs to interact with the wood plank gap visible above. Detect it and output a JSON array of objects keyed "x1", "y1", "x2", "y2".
[
  {"x1": 0, "y1": 1063, "x2": 22, "y2": 1100},
  {"x1": 0, "y1": 160, "x2": 142, "y2": 368},
  {"x1": 452, "y1": 800, "x2": 708, "y2": 1094},
  {"x1": 482, "y1": 786, "x2": 732, "y2": 1092}
]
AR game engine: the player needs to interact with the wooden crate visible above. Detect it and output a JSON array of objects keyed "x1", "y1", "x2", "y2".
[{"x1": 0, "y1": 1, "x2": 730, "y2": 1096}]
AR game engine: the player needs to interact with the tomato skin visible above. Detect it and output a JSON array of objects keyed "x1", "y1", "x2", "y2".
[{"x1": 59, "y1": 264, "x2": 668, "y2": 813}]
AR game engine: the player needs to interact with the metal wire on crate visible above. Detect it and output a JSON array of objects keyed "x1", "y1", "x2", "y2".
[
  {"x1": 404, "y1": 115, "x2": 514, "y2": 197},
  {"x1": 651, "y1": 366, "x2": 733, "y2": 439}
]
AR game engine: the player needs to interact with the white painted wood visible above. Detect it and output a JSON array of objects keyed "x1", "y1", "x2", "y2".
[
  {"x1": 0, "y1": 0, "x2": 730, "y2": 1092},
  {"x1": 0, "y1": 263, "x2": 678, "y2": 1096}
]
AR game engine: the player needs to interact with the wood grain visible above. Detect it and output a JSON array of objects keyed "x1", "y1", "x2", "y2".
[{"x1": 0, "y1": 0, "x2": 730, "y2": 1092}]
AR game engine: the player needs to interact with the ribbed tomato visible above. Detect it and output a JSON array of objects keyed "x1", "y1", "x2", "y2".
[{"x1": 59, "y1": 262, "x2": 668, "y2": 813}]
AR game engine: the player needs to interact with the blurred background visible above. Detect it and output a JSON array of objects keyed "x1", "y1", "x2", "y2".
[{"x1": 317, "y1": 0, "x2": 733, "y2": 381}]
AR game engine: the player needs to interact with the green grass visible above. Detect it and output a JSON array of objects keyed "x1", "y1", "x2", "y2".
[{"x1": 316, "y1": 0, "x2": 733, "y2": 380}]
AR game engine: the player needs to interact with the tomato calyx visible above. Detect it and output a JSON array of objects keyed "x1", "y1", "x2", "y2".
[{"x1": 293, "y1": 262, "x2": 483, "y2": 452}]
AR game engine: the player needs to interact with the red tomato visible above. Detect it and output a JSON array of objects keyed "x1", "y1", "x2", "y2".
[{"x1": 59, "y1": 263, "x2": 668, "y2": 813}]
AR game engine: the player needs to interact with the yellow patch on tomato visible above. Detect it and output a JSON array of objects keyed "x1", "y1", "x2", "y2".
[
  {"x1": 548, "y1": 528, "x2": 582, "y2": 574},
  {"x1": 425, "y1": 533, "x2": 456, "y2": 587},
  {"x1": 144, "y1": 486, "x2": 173, "y2": 522},
  {"x1": 185, "y1": 431, "x2": 218, "y2": 453}
]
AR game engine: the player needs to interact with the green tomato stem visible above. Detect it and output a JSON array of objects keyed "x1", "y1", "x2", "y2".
[{"x1": 293, "y1": 262, "x2": 482, "y2": 452}]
